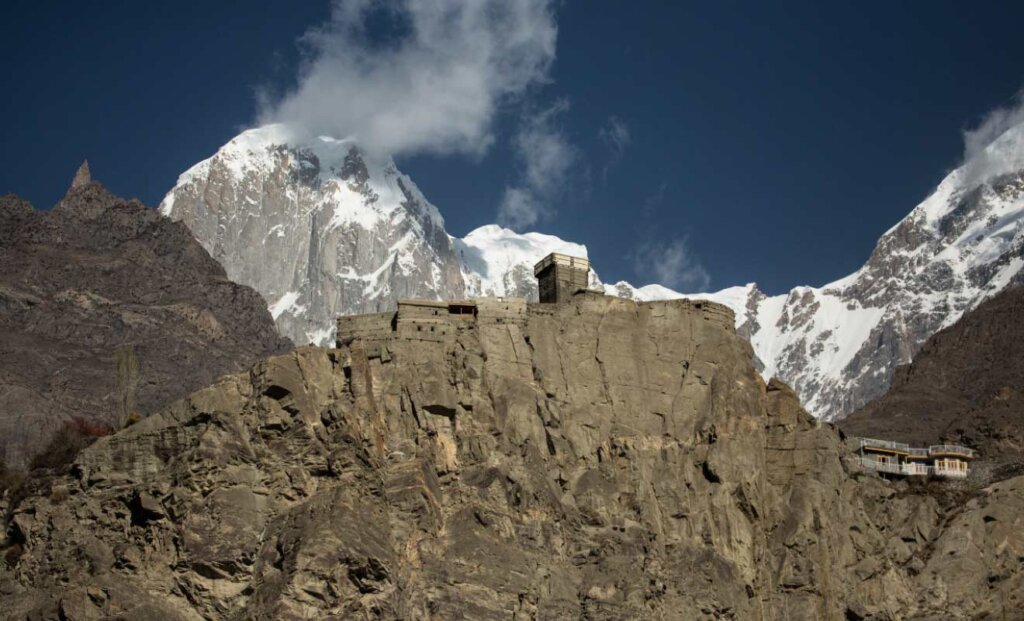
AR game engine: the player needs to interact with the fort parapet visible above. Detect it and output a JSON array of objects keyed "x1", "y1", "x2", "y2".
[
  {"x1": 337, "y1": 250, "x2": 736, "y2": 347},
  {"x1": 335, "y1": 311, "x2": 394, "y2": 343},
  {"x1": 336, "y1": 293, "x2": 735, "y2": 348},
  {"x1": 337, "y1": 297, "x2": 530, "y2": 346},
  {"x1": 677, "y1": 299, "x2": 735, "y2": 330}
]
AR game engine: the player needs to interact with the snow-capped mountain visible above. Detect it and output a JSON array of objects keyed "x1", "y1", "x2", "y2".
[
  {"x1": 161, "y1": 120, "x2": 1024, "y2": 420},
  {"x1": 456, "y1": 224, "x2": 590, "y2": 299},
  {"x1": 746, "y1": 121, "x2": 1024, "y2": 420},
  {"x1": 621, "y1": 119, "x2": 1024, "y2": 420},
  {"x1": 160, "y1": 124, "x2": 587, "y2": 345},
  {"x1": 161, "y1": 124, "x2": 466, "y2": 345}
]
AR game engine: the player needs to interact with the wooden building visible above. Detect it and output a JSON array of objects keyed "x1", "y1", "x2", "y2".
[
  {"x1": 853, "y1": 437, "x2": 975, "y2": 479},
  {"x1": 533, "y1": 252, "x2": 591, "y2": 303}
]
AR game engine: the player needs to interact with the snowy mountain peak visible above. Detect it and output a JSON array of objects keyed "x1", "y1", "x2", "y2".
[
  {"x1": 163, "y1": 124, "x2": 445, "y2": 234},
  {"x1": 159, "y1": 125, "x2": 462, "y2": 346},
  {"x1": 734, "y1": 118, "x2": 1024, "y2": 419},
  {"x1": 903, "y1": 120, "x2": 1024, "y2": 238}
]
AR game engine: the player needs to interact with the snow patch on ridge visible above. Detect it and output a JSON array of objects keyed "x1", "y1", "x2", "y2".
[{"x1": 269, "y1": 291, "x2": 304, "y2": 320}]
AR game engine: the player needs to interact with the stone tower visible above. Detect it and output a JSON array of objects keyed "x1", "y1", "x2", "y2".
[{"x1": 534, "y1": 252, "x2": 591, "y2": 303}]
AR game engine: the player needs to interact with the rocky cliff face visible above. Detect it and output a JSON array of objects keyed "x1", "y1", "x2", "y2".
[
  {"x1": 0, "y1": 173, "x2": 291, "y2": 468},
  {"x1": 161, "y1": 121, "x2": 1024, "y2": 423},
  {"x1": 2, "y1": 294, "x2": 1020, "y2": 619},
  {"x1": 841, "y1": 284, "x2": 1024, "y2": 468}
]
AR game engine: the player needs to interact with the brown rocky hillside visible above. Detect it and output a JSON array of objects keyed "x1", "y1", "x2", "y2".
[
  {"x1": 1, "y1": 294, "x2": 1020, "y2": 619},
  {"x1": 841, "y1": 284, "x2": 1024, "y2": 469},
  {"x1": 0, "y1": 165, "x2": 291, "y2": 468}
]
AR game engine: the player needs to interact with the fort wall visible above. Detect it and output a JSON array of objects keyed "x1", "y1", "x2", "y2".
[
  {"x1": 336, "y1": 312, "x2": 394, "y2": 344},
  {"x1": 476, "y1": 297, "x2": 527, "y2": 326},
  {"x1": 335, "y1": 294, "x2": 738, "y2": 349},
  {"x1": 648, "y1": 299, "x2": 736, "y2": 331}
]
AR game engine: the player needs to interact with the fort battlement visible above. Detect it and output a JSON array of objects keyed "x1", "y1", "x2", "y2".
[
  {"x1": 336, "y1": 311, "x2": 394, "y2": 344},
  {"x1": 669, "y1": 299, "x2": 736, "y2": 330},
  {"x1": 336, "y1": 293, "x2": 737, "y2": 349},
  {"x1": 337, "y1": 252, "x2": 737, "y2": 346}
]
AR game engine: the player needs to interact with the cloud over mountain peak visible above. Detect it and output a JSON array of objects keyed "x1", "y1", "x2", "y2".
[{"x1": 260, "y1": 0, "x2": 558, "y2": 159}]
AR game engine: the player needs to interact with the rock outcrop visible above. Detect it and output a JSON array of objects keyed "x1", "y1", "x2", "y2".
[
  {"x1": 69, "y1": 160, "x2": 91, "y2": 191},
  {"x1": 0, "y1": 175, "x2": 291, "y2": 468},
  {"x1": 842, "y1": 284, "x2": 1024, "y2": 470},
  {"x1": 2, "y1": 294, "x2": 1020, "y2": 619}
]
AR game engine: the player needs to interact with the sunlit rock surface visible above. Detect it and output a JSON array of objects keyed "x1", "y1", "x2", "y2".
[{"x1": 2, "y1": 294, "x2": 1020, "y2": 619}]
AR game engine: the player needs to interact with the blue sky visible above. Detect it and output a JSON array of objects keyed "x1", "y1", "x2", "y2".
[{"x1": 2, "y1": 1, "x2": 1024, "y2": 294}]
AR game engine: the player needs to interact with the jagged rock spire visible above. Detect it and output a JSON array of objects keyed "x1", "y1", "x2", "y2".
[{"x1": 70, "y1": 160, "x2": 91, "y2": 191}]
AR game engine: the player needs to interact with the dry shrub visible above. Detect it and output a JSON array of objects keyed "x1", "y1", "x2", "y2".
[
  {"x1": 49, "y1": 486, "x2": 69, "y2": 505},
  {"x1": 29, "y1": 416, "x2": 113, "y2": 472},
  {"x1": 3, "y1": 543, "x2": 23, "y2": 569},
  {"x1": 0, "y1": 462, "x2": 22, "y2": 496},
  {"x1": 67, "y1": 416, "x2": 114, "y2": 439}
]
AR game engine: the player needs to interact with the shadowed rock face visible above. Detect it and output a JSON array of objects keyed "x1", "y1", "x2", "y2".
[
  {"x1": 0, "y1": 180, "x2": 291, "y2": 468},
  {"x1": 1, "y1": 295, "x2": 1021, "y2": 619},
  {"x1": 842, "y1": 284, "x2": 1024, "y2": 468}
]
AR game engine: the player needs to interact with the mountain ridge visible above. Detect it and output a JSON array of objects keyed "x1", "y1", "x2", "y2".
[
  {"x1": 840, "y1": 283, "x2": 1024, "y2": 467},
  {"x1": 0, "y1": 176, "x2": 291, "y2": 468},
  {"x1": 160, "y1": 120, "x2": 1024, "y2": 420}
]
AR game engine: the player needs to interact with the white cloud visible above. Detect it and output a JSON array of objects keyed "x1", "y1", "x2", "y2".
[
  {"x1": 598, "y1": 116, "x2": 630, "y2": 181},
  {"x1": 963, "y1": 91, "x2": 1024, "y2": 160},
  {"x1": 631, "y1": 238, "x2": 710, "y2": 292},
  {"x1": 497, "y1": 99, "x2": 576, "y2": 230},
  {"x1": 495, "y1": 187, "x2": 537, "y2": 231},
  {"x1": 641, "y1": 181, "x2": 668, "y2": 217},
  {"x1": 261, "y1": 0, "x2": 558, "y2": 158},
  {"x1": 599, "y1": 116, "x2": 630, "y2": 154},
  {"x1": 960, "y1": 90, "x2": 1024, "y2": 187}
]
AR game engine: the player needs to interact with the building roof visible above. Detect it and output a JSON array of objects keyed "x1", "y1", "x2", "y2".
[
  {"x1": 856, "y1": 437, "x2": 976, "y2": 459},
  {"x1": 533, "y1": 252, "x2": 591, "y2": 276}
]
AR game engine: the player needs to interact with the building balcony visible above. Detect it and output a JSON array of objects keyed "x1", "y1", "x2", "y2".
[
  {"x1": 854, "y1": 457, "x2": 970, "y2": 479},
  {"x1": 856, "y1": 437, "x2": 976, "y2": 460},
  {"x1": 857, "y1": 437, "x2": 911, "y2": 453},
  {"x1": 928, "y1": 444, "x2": 976, "y2": 459}
]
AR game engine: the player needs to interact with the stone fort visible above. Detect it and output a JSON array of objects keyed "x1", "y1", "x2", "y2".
[{"x1": 336, "y1": 252, "x2": 735, "y2": 346}]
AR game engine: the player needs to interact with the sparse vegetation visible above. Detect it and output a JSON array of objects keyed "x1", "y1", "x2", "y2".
[
  {"x1": 0, "y1": 461, "x2": 23, "y2": 497},
  {"x1": 1, "y1": 416, "x2": 116, "y2": 571},
  {"x1": 3, "y1": 542, "x2": 23, "y2": 569},
  {"x1": 28, "y1": 417, "x2": 113, "y2": 472},
  {"x1": 115, "y1": 346, "x2": 138, "y2": 429}
]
